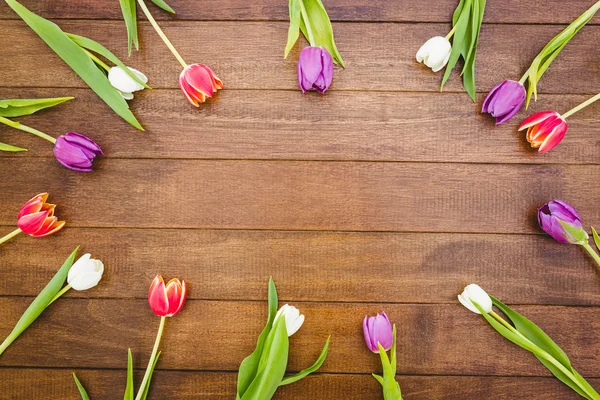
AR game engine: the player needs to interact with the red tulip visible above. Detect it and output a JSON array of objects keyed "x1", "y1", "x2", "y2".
[
  {"x1": 17, "y1": 193, "x2": 65, "y2": 237},
  {"x1": 179, "y1": 64, "x2": 223, "y2": 107},
  {"x1": 519, "y1": 111, "x2": 568, "y2": 153},
  {"x1": 148, "y1": 275, "x2": 187, "y2": 317}
]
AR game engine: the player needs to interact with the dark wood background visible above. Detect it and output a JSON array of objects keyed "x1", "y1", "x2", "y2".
[{"x1": 1, "y1": 0, "x2": 600, "y2": 398}]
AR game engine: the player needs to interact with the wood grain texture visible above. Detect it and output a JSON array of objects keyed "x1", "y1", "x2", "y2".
[
  {"x1": 1, "y1": 369, "x2": 597, "y2": 400},
  {"x1": 1, "y1": 159, "x2": 599, "y2": 233},
  {"x1": 1, "y1": 299, "x2": 600, "y2": 378},
  {"x1": 2, "y1": 88, "x2": 600, "y2": 165},
  {"x1": 0, "y1": 0, "x2": 598, "y2": 24},
  {"x1": 0, "y1": 228, "x2": 599, "y2": 305},
  {"x1": 3, "y1": 21, "x2": 600, "y2": 95}
]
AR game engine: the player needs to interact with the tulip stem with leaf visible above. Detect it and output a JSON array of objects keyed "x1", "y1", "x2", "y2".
[
  {"x1": 236, "y1": 277, "x2": 330, "y2": 400},
  {"x1": 459, "y1": 284, "x2": 600, "y2": 400},
  {"x1": 0, "y1": 248, "x2": 104, "y2": 356},
  {"x1": 5, "y1": 0, "x2": 149, "y2": 130}
]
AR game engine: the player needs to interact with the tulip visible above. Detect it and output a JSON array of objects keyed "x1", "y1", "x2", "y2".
[
  {"x1": 274, "y1": 304, "x2": 305, "y2": 337},
  {"x1": 518, "y1": 111, "x2": 567, "y2": 153},
  {"x1": 458, "y1": 284, "x2": 492, "y2": 314},
  {"x1": 363, "y1": 312, "x2": 393, "y2": 353},
  {"x1": 53, "y1": 132, "x2": 103, "y2": 173},
  {"x1": 416, "y1": 36, "x2": 452, "y2": 72},
  {"x1": 148, "y1": 275, "x2": 187, "y2": 317},
  {"x1": 67, "y1": 253, "x2": 104, "y2": 291},
  {"x1": 179, "y1": 64, "x2": 223, "y2": 107},
  {"x1": 297, "y1": 46, "x2": 334, "y2": 94},
  {"x1": 17, "y1": 193, "x2": 65, "y2": 237},
  {"x1": 482, "y1": 80, "x2": 526, "y2": 124},
  {"x1": 538, "y1": 200, "x2": 588, "y2": 245},
  {"x1": 108, "y1": 66, "x2": 148, "y2": 100}
]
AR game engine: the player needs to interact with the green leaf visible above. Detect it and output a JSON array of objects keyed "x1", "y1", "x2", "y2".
[
  {"x1": 66, "y1": 33, "x2": 150, "y2": 89},
  {"x1": 372, "y1": 373, "x2": 384, "y2": 387},
  {"x1": 140, "y1": 351, "x2": 161, "y2": 400},
  {"x1": 377, "y1": 343, "x2": 402, "y2": 400},
  {"x1": 285, "y1": 0, "x2": 302, "y2": 58},
  {"x1": 0, "y1": 141, "x2": 27, "y2": 152},
  {"x1": 119, "y1": 0, "x2": 138, "y2": 55},
  {"x1": 0, "y1": 247, "x2": 78, "y2": 355},
  {"x1": 558, "y1": 220, "x2": 589, "y2": 244},
  {"x1": 592, "y1": 227, "x2": 600, "y2": 252},
  {"x1": 441, "y1": 0, "x2": 472, "y2": 91},
  {"x1": 240, "y1": 317, "x2": 289, "y2": 400},
  {"x1": 150, "y1": 0, "x2": 175, "y2": 13},
  {"x1": 390, "y1": 324, "x2": 397, "y2": 377},
  {"x1": 73, "y1": 373, "x2": 92, "y2": 400},
  {"x1": 0, "y1": 97, "x2": 73, "y2": 118},
  {"x1": 236, "y1": 277, "x2": 279, "y2": 398},
  {"x1": 5, "y1": 0, "x2": 143, "y2": 130},
  {"x1": 299, "y1": 0, "x2": 344, "y2": 67},
  {"x1": 279, "y1": 336, "x2": 330, "y2": 386},
  {"x1": 123, "y1": 349, "x2": 134, "y2": 400}
]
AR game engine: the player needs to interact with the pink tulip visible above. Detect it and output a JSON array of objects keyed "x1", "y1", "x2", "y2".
[
  {"x1": 148, "y1": 275, "x2": 187, "y2": 317},
  {"x1": 179, "y1": 64, "x2": 223, "y2": 107},
  {"x1": 519, "y1": 111, "x2": 567, "y2": 153},
  {"x1": 363, "y1": 312, "x2": 394, "y2": 353},
  {"x1": 17, "y1": 193, "x2": 65, "y2": 237}
]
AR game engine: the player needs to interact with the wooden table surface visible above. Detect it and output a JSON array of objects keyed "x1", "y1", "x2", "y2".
[{"x1": 1, "y1": 0, "x2": 600, "y2": 398}]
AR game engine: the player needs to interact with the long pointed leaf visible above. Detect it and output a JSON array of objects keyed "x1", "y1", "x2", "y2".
[
  {"x1": 0, "y1": 141, "x2": 27, "y2": 152},
  {"x1": 5, "y1": 0, "x2": 143, "y2": 130},
  {"x1": 0, "y1": 247, "x2": 78, "y2": 355},
  {"x1": 284, "y1": 0, "x2": 302, "y2": 58},
  {"x1": 592, "y1": 227, "x2": 600, "y2": 252},
  {"x1": 150, "y1": 0, "x2": 175, "y2": 13},
  {"x1": 73, "y1": 373, "x2": 92, "y2": 400},
  {"x1": 123, "y1": 349, "x2": 134, "y2": 400},
  {"x1": 279, "y1": 336, "x2": 330, "y2": 386},
  {"x1": 66, "y1": 34, "x2": 150, "y2": 89},
  {"x1": 441, "y1": 0, "x2": 472, "y2": 90},
  {"x1": 299, "y1": 0, "x2": 344, "y2": 66},
  {"x1": 140, "y1": 351, "x2": 161, "y2": 400},
  {"x1": 236, "y1": 277, "x2": 279, "y2": 397},
  {"x1": 119, "y1": 0, "x2": 139, "y2": 55},
  {"x1": 0, "y1": 97, "x2": 73, "y2": 117}
]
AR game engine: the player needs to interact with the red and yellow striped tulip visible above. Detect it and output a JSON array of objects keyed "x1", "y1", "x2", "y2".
[{"x1": 17, "y1": 193, "x2": 65, "y2": 237}]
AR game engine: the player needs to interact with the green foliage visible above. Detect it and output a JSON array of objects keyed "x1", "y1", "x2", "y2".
[
  {"x1": 591, "y1": 227, "x2": 600, "y2": 252},
  {"x1": 285, "y1": 0, "x2": 344, "y2": 66},
  {"x1": 5, "y1": 0, "x2": 143, "y2": 130},
  {"x1": 372, "y1": 325, "x2": 402, "y2": 400},
  {"x1": 279, "y1": 336, "x2": 330, "y2": 386},
  {"x1": 124, "y1": 349, "x2": 134, "y2": 400},
  {"x1": 441, "y1": 0, "x2": 486, "y2": 101},
  {"x1": 73, "y1": 373, "x2": 92, "y2": 400},
  {"x1": 118, "y1": 0, "x2": 174, "y2": 54},
  {"x1": 0, "y1": 97, "x2": 73, "y2": 118}
]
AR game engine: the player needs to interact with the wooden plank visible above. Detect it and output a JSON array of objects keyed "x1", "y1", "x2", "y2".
[
  {"x1": 0, "y1": 0, "x2": 596, "y2": 24},
  {"x1": 0, "y1": 228, "x2": 599, "y2": 306},
  {"x1": 0, "y1": 159, "x2": 599, "y2": 233},
  {"x1": 1, "y1": 299, "x2": 600, "y2": 377},
  {"x1": 2, "y1": 21, "x2": 600, "y2": 95},
  {"x1": 2, "y1": 88, "x2": 600, "y2": 165},
  {"x1": 0, "y1": 369, "x2": 596, "y2": 400}
]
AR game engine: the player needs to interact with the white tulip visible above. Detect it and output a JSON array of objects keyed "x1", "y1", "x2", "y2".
[
  {"x1": 416, "y1": 36, "x2": 452, "y2": 72},
  {"x1": 458, "y1": 284, "x2": 493, "y2": 314},
  {"x1": 274, "y1": 304, "x2": 305, "y2": 337},
  {"x1": 108, "y1": 66, "x2": 148, "y2": 100},
  {"x1": 67, "y1": 253, "x2": 104, "y2": 291}
]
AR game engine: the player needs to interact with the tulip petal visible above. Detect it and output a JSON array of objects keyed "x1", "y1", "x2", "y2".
[
  {"x1": 35, "y1": 219, "x2": 65, "y2": 237},
  {"x1": 148, "y1": 276, "x2": 170, "y2": 316},
  {"x1": 538, "y1": 121, "x2": 568, "y2": 153},
  {"x1": 17, "y1": 210, "x2": 49, "y2": 235},
  {"x1": 165, "y1": 278, "x2": 183, "y2": 316},
  {"x1": 18, "y1": 194, "x2": 46, "y2": 219},
  {"x1": 519, "y1": 111, "x2": 557, "y2": 131}
]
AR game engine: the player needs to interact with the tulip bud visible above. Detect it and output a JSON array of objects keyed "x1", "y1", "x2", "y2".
[
  {"x1": 416, "y1": 36, "x2": 452, "y2": 72},
  {"x1": 363, "y1": 312, "x2": 393, "y2": 353},
  {"x1": 274, "y1": 304, "x2": 305, "y2": 336},
  {"x1": 458, "y1": 284, "x2": 492, "y2": 314},
  {"x1": 148, "y1": 275, "x2": 187, "y2": 317},
  {"x1": 297, "y1": 46, "x2": 334, "y2": 94},
  {"x1": 179, "y1": 63, "x2": 223, "y2": 107},
  {"x1": 67, "y1": 253, "x2": 104, "y2": 291},
  {"x1": 53, "y1": 132, "x2": 103, "y2": 173},
  {"x1": 482, "y1": 80, "x2": 526, "y2": 124},
  {"x1": 108, "y1": 66, "x2": 148, "y2": 100},
  {"x1": 519, "y1": 111, "x2": 568, "y2": 153},
  {"x1": 538, "y1": 200, "x2": 588, "y2": 244},
  {"x1": 17, "y1": 193, "x2": 65, "y2": 237}
]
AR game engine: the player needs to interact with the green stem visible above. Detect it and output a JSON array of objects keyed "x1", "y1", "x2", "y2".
[
  {"x1": 135, "y1": 316, "x2": 166, "y2": 400},
  {"x1": 518, "y1": 68, "x2": 530, "y2": 85},
  {"x1": 298, "y1": 0, "x2": 316, "y2": 46},
  {"x1": 83, "y1": 49, "x2": 111, "y2": 71},
  {"x1": 562, "y1": 92, "x2": 600, "y2": 119},
  {"x1": 582, "y1": 241, "x2": 600, "y2": 268},
  {"x1": 0, "y1": 228, "x2": 21, "y2": 245},
  {"x1": 47, "y1": 284, "x2": 71, "y2": 306},
  {"x1": 445, "y1": 25, "x2": 456, "y2": 40},
  {"x1": 0, "y1": 116, "x2": 56, "y2": 144},
  {"x1": 137, "y1": 0, "x2": 188, "y2": 69},
  {"x1": 489, "y1": 311, "x2": 600, "y2": 400}
]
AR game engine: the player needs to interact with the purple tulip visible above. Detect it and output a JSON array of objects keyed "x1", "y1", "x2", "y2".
[
  {"x1": 53, "y1": 132, "x2": 103, "y2": 172},
  {"x1": 482, "y1": 80, "x2": 526, "y2": 124},
  {"x1": 538, "y1": 200, "x2": 589, "y2": 244},
  {"x1": 297, "y1": 46, "x2": 333, "y2": 94},
  {"x1": 363, "y1": 312, "x2": 393, "y2": 353}
]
